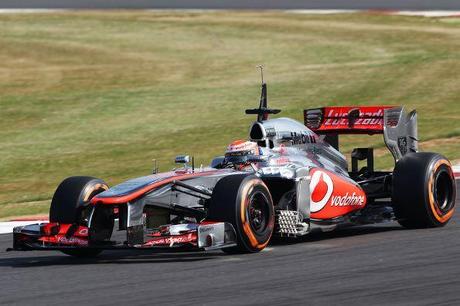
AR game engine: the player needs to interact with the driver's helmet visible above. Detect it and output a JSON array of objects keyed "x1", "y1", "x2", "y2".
[{"x1": 224, "y1": 140, "x2": 261, "y2": 168}]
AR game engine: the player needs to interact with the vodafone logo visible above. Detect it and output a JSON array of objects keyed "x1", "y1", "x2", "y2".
[
  {"x1": 331, "y1": 193, "x2": 365, "y2": 207},
  {"x1": 310, "y1": 171, "x2": 333, "y2": 213}
]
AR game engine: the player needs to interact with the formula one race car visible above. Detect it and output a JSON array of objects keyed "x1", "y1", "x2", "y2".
[{"x1": 11, "y1": 81, "x2": 457, "y2": 257}]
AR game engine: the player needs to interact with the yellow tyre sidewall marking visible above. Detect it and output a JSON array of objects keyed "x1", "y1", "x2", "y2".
[
  {"x1": 428, "y1": 160, "x2": 454, "y2": 223},
  {"x1": 83, "y1": 183, "x2": 109, "y2": 202},
  {"x1": 239, "y1": 179, "x2": 273, "y2": 250}
]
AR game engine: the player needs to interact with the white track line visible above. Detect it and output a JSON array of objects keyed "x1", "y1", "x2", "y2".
[
  {"x1": 285, "y1": 9, "x2": 460, "y2": 17},
  {"x1": 286, "y1": 9, "x2": 358, "y2": 14},
  {"x1": 0, "y1": 220, "x2": 47, "y2": 234},
  {"x1": 0, "y1": 9, "x2": 64, "y2": 14},
  {"x1": 453, "y1": 166, "x2": 460, "y2": 178},
  {"x1": 0, "y1": 9, "x2": 459, "y2": 18},
  {"x1": 395, "y1": 11, "x2": 460, "y2": 17}
]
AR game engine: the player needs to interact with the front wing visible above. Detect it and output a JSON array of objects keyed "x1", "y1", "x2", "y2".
[{"x1": 10, "y1": 221, "x2": 237, "y2": 252}]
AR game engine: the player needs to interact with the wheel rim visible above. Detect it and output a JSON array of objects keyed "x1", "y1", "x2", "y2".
[
  {"x1": 433, "y1": 169, "x2": 454, "y2": 214},
  {"x1": 247, "y1": 191, "x2": 270, "y2": 235}
]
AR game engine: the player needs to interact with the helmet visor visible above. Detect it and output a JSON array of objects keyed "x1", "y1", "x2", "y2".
[{"x1": 224, "y1": 150, "x2": 252, "y2": 164}]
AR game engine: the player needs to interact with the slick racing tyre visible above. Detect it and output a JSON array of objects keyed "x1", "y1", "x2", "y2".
[
  {"x1": 207, "y1": 174, "x2": 275, "y2": 253},
  {"x1": 50, "y1": 176, "x2": 110, "y2": 257},
  {"x1": 392, "y1": 152, "x2": 456, "y2": 228}
]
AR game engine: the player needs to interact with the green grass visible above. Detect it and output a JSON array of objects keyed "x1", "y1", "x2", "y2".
[{"x1": 1, "y1": 11, "x2": 460, "y2": 218}]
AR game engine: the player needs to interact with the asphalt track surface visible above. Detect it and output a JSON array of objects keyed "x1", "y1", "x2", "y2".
[
  {"x1": 1, "y1": 0, "x2": 460, "y2": 10},
  {"x1": 0, "y1": 184, "x2": 458, "y2": 305}
]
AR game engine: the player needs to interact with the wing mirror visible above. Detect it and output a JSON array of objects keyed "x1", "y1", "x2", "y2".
[
  {"x1": 175, "y1": 155, "x2": 190, "y2": 164},
  {"x1": 174, "y1": 155, "x2": 195, "y2": 171}
]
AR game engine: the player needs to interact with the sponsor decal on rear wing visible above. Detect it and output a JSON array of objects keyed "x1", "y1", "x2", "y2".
[{"x1": 304, "y1": 106, "x2": 394, "y2": 134}]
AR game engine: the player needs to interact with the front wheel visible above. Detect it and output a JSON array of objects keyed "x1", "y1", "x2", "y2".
[
  {"x1": 392, "y1": 152, "x2": 456, "y2": 228},
  {"x1": 49, "y1": 176, "x2": 111, "y2": 257},
  {"x1": 207, "y1": 174, "x2": 275, "y2": 253}
]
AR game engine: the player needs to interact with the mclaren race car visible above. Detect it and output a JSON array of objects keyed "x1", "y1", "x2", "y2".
[{"x1": 11, "y1": 81, "x2": 457, "y2": 257}]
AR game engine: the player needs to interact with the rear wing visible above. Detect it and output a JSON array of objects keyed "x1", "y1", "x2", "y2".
[
  {"x1": 304, "y1": 106, "x2": 418, "y2": 162},
  {"x1": 304, "y1": 106, "x2": 392, "y2": 134}
]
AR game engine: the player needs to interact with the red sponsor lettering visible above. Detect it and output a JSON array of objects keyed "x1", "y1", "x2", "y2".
[{"x1": 144, "y1": 233, "x2": 197, "y2": 247}]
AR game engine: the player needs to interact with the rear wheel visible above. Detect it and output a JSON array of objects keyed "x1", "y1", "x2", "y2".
[
  {"x1": 50, "y1": 176, "x2": 110, "y2": 257},
  {"x1": 392, "y1": 152, "x2": 456, "y2": 228},
  {"x1": 207, "y1": 174, "x2": 275, "y2": 253}
]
